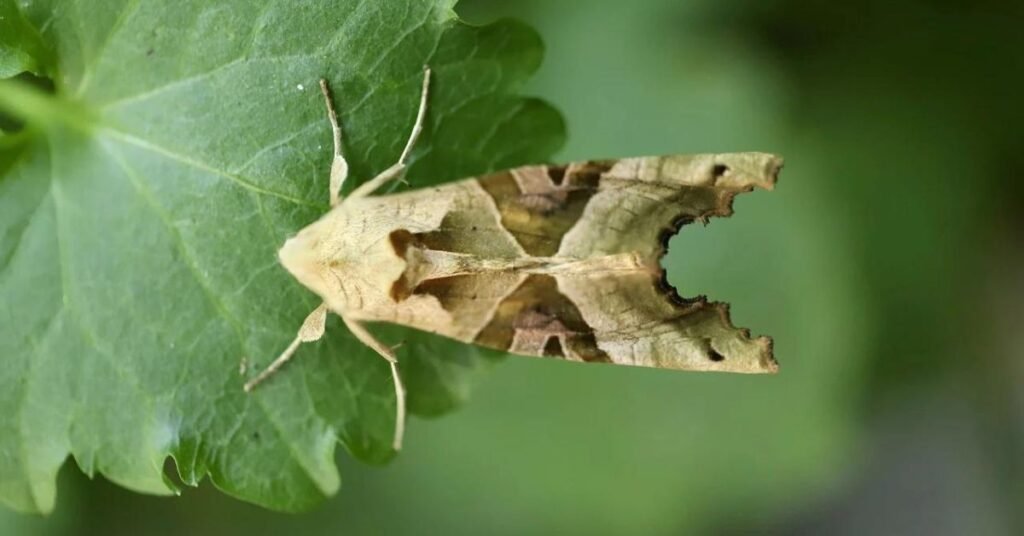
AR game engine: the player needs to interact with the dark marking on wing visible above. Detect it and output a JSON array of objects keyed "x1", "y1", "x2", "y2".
[
  {"x1": 475, "y1": 274, "x2": 610, "y2": 362},
  {"x1": 543, "y1": 336, "x2": 565, "y2": 357},
  {"x1": 410, "y1": 276, "x2": 471, "y2": 311},
  {"x1": 415, "y1": 213, "x2": 459, "y2": 252},
  {"x1": 546, "y1": 164, "x2": 568, "y2": 185},
  {"x1": 388, "y1": 229, "x2": 417, "y2": 301},
  {"x1": 657, "y1": 216, "x2": 694, "y2": 257},
  {"x1": 477, "y1": 161, "x2": 614, "y2": 256},
  {"x1": 390, "y1": 229, "x2": 415, "y2": 257},
  {"x1": 388, "y1": 216, "x2": 485, "y2": 302},
  {"x1": 654, "y1": 215, "x2": 699, "y2": 307}
]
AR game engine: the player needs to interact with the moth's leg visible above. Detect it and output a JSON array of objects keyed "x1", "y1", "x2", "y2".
[
  {"x1": 347, "y1": 162, "x2": 404, "y2": 200},
  {"x1": 349, "y1": 66, "x2": 431, "y2": 200},
  {"x1": 341, "y1": 315, "x2": 407, "y2": 451},
  {"x1": 244, "y1": 304, "x2": 328, "y2": 392},
  {"x1": 319, "y1": 79, "x2": 349, "y2": 207}
]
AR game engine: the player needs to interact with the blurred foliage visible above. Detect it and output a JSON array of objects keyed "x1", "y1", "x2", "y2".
[{"x1": 3, "y1": 0, "x2": 1021, "y2": 534}]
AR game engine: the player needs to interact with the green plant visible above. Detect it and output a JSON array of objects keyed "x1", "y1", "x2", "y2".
[{"x1": 0, "y1": 0, "x2": 562, "y2": 513}]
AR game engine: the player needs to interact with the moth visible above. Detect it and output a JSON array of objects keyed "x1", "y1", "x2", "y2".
[{"x1": 244, "y1": 67, "x2": 781, "y2": 450}]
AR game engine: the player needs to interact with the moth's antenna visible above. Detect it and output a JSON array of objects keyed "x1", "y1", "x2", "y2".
[
  {"x1": 319, "y1": 79, "x2": 349, "y2": 207},
  {"x1": 398, "y1": 66, "x2": 431, "y2": 166}
]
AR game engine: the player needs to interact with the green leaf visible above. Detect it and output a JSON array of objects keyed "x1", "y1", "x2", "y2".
[
  {"x1": 0, "y1": 0, "x2": 564, "y2": 514},
  {"x1": 0, "y1": 0, "x2": 51, "y2": 78}
]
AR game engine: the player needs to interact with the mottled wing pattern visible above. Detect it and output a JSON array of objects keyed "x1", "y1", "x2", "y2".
[
  {"x1": 364, "y1": 181, "x2": 525, "y2": 339},
  {"x1": 384, "y1": 153, "x2": 781, "y2": 373},
  {"x1": 475, "y1": 161, "x2": 611, "y2": 256},
  {"x1": 552, "y1": 154, "x2": 782, "y2": 373},
  {"x1": 474, "y1": 273, "x2": 611, "y2": 363}
]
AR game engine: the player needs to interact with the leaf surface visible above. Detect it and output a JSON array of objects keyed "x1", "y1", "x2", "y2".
[
  {"x1": 0, "y1": 0, "x2": 563, "y2": 513},
  {"x1": 0, "y1": 0, "x2": 50, "y2": 79}
]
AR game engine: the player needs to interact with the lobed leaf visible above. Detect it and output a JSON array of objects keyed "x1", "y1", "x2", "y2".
[{"x1": 0, "y1": 0, "x2": 564, "y2": 513}]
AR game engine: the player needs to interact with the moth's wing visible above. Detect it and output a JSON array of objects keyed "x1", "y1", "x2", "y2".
[
  {"x1": 467, "y1": 271, "x2": 776, "y2": 373},
  {"x1": 386, "y1": 154, "x2": 780, "y2": 373},
  {"x1": 474, "y1": 153, "x2": 781, "y2": 372},
  {"x1": 556, "y1": 153, "x2": 782, "y2": 258},
  {"x1": 572, "y1": 153, "x2": 779, "y2": 372},
  {"x1": 555, "y1": 272, "x2": 776, "y2": 372},
  {"x1": 472, "y1": 273, "x2": 615, "y2": 363},
  {"x1": 381, "y1": 181, "x2": 530, "y2": 340},
  {"x1": 472, "y1": 154, "x2": 781, "y2": 259}
]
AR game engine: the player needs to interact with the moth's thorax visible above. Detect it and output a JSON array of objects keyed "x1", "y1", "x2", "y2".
[{"x1": 278, "y1": 203, "x2": 409, "y2": 316}]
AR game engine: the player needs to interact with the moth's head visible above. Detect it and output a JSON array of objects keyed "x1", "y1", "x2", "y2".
[{"x1": 278, "y1": 217, "x2": 339, "y2": 303}]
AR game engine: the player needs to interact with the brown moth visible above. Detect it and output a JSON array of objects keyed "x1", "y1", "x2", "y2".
[{"x1": 244, "y1": 67, "x2": 782, "y2": 450}]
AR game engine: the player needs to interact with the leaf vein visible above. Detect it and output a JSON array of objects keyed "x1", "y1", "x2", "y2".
[
  {"x1": 74, "y1": 0, "x2": 144, "y2": 97},
  {"x1": 99, "y1": 138, "x2": 249, "y2": 351},
  {"x1": 99, "y1": 128, "x2": 323, "y2": 208}
]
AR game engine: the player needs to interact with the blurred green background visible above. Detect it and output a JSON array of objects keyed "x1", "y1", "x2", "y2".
[{"x1": 4, "y1": 0, "x2": 1021, "y2": 534}]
